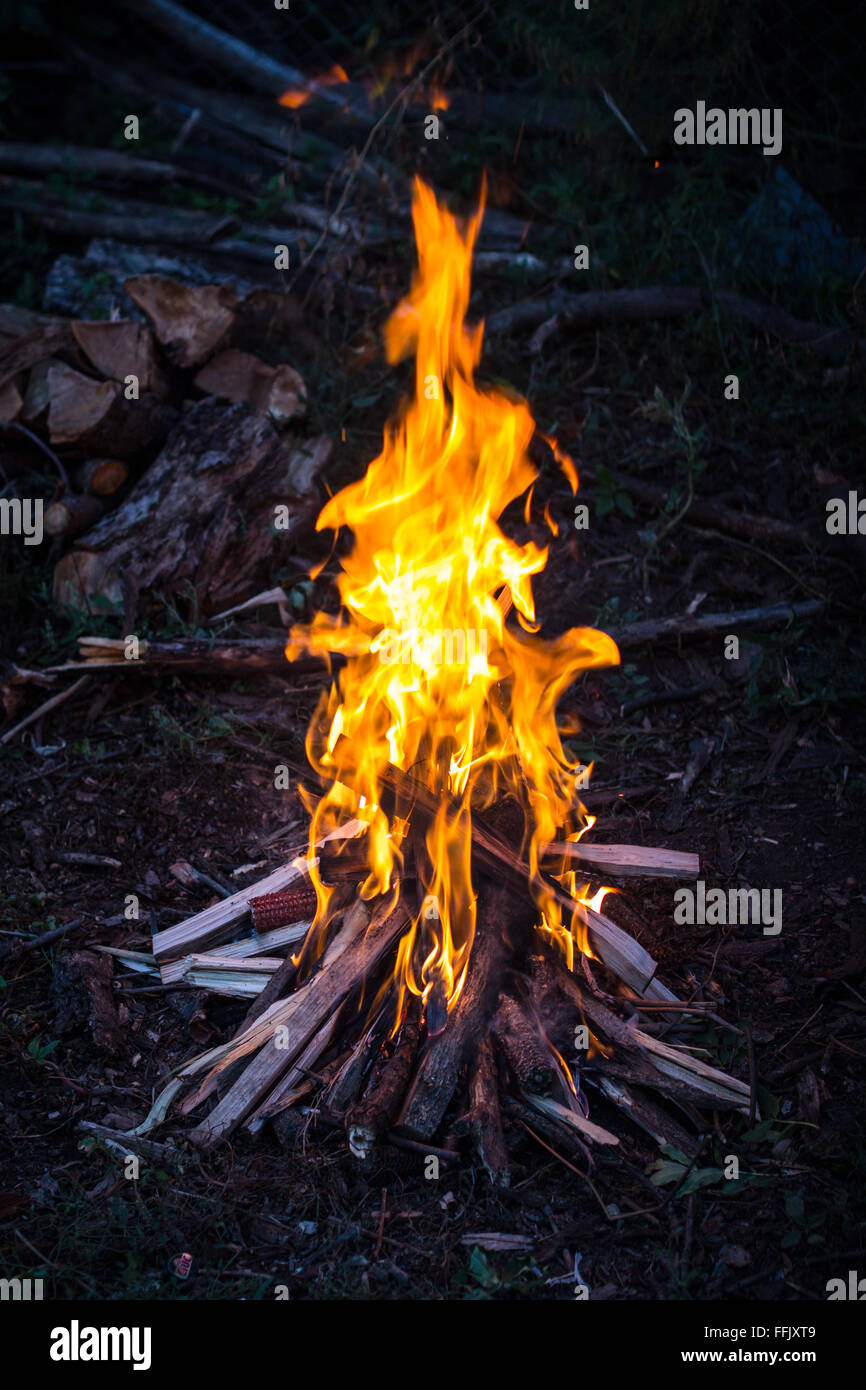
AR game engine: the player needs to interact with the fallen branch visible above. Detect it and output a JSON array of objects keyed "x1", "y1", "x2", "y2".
[
  {"x1": 0, "y1": 142, "x2": 253, "y2": 201},
  {"x1": 486, "y1": 286, "x2": 864, "y2": 365},
  {"x1": 119, "y1": 0, "x2": 365, "y2": 116},
  {"x1": 0, "y1": 674, "x2": 91, "y2": 745},
  {"x1": 610, "y1": 599, "x2": 825, "y2": 649},
  {"x1": 579, "y1": 463, "x2": 810, "y2": 549}
]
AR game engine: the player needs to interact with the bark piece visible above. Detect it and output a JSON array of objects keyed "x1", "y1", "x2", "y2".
[
  {"x1": 124, "y1": 274, "x2": 238, "y2": 368},
  {"x1": 53, "y1": 949, "x2": 124, "y2": 1053},
  {"x1": 194, "y1": 348, "x2": 306, "y2": 425}
]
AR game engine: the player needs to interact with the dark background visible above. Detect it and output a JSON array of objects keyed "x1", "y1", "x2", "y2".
[{"x1": 0, "y1": 0, "x2": 864, "y2": 1302}]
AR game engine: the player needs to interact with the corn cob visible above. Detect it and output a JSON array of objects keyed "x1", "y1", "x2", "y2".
[{"x1": 250, "y1": 883, "x2": 317, "y2": 932}]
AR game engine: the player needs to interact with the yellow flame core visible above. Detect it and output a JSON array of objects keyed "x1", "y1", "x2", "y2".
[{"x1": 287, "y1": 178, "x2": 619, "y2": 1015}]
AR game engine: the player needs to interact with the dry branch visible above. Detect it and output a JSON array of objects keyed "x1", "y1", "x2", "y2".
[
  {"x1": 486, "y1": 286, "x2": 864, "y2": 365},
  {"x1": 610, "y1": 599, "x2": 825, "y2": 649}
]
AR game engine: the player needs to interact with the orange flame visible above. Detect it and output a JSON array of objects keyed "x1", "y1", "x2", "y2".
[
  {"x1": 287, "y1": 178, "x2": 619, "y2": 1019},
  {"x1": 279, "y1": 63, "x2": 349, "y2": 109}
]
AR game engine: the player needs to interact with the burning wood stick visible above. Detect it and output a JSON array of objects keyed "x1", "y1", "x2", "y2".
[
  {"x1": 188, "y1": 894, "x2": 410, "y2": 1146},
  {"x1": 490, "y1": 993, "x2": 560, "y2": 1096},
  {"x1": 377, "y1": 761, "x2": 669, "y2": 997},
  {"x1": 455, "y1": 1034, "x2": 511, "y2": 1188},
  {"x1": 396, "y1": 883, "x2": 526, "y2": 1141},
  {"x1": 346, "y1": 997, "x2": 422, "y2": 1158}
]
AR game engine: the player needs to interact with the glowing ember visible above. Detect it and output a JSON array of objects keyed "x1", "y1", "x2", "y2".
[{"x1": 287, "y1": 177, "x2": 619, "y2": 1022}]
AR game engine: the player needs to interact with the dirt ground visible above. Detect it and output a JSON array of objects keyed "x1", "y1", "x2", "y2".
[{"x1": 2, "y1": 405, "x2": 864, "y2": 1298}]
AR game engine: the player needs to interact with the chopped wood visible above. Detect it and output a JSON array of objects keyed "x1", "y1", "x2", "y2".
[
  {"x1": 346, "y1": 998, "x2": 422, "y2": 1158},
  {"x1": 597, "y1": 1075, "x2": 699, "y2": 1157},
  {"x1": 524, "y1": 1092, "x2": 619, "y2": 1147},
  {"x1": 377, "y1": 760, "x2": 670, "y2": 997},
  {"x1": 397, "y1": 882, "x2": 524, "y2": 1141},
  {"x1": 21, "y1": 357, "x2": 62, "y2": 424},
  {"x1": 177, "y1": 956, "x2": 285, "y2": 997},
  {"x1": 46, "y1": 364, "x2": 116, "y2": 445},
  {"x1": 43, "y1": 495, "x2": 105, "y2": 538},
  {"x1": 123, "y1": 275, "x2": 237, "y2": 368},
  {"x1": 247, "y1": 1009, "x2": 343, "y2": 1132},
  {"x1": 322, "y1": 1006, "x2": 391, "y2": 1118},
  {"x1": 188, "y1": 893, "x2": 410, "y2": 1145},
  {"x1": 194, "y1": 348, "x2": 306, "y2": 426},
  {"x1": 0, "y1": 323, "x2": 74, "y2": 391},
  {"x1": 72, "y1": 319, "x2": 167, "y2": 396},
  {"x1": 152, "y1": 860, "x2": 312, "y2": 966},
  {"x1": 152, "y1": 818, "x2": 360, "y2": 965},
  {"x1": 46, "y1": 362, "x2": 174, "y2": 458},
  {"x1": 551, "y1": 958, "x2": 751, "y2": 1113},
  {"x1": 543, "y1": 842, "x2": 700, "y2": 879},
  {"x1": 74, "y1": 458, "x2": 129, "y2": 498}
]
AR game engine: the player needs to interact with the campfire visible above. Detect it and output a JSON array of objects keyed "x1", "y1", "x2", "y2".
[{"x1": 141, "y1": 178, "x2": 751, "y2": 1180}]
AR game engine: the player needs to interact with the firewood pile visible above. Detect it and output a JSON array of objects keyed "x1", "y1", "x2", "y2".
[
  {"x1": 0, "y1": 276, "x2": 336, "y2": 622},
  {"x1": 118, "y1": 774, "x2": 750, "y2": 1184}
]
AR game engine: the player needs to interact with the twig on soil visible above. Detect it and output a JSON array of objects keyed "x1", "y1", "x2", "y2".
[{"x1": 1, "y1": 674, "x2": 91, "y2": 745}]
